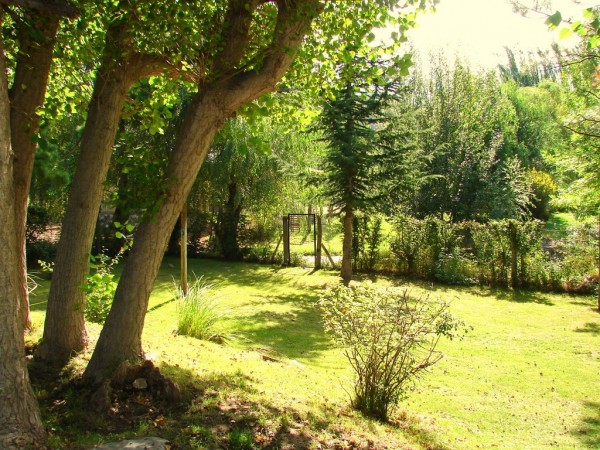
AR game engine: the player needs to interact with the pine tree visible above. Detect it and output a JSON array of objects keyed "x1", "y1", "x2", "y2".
[{"x1": 315, "y1": 57, "x2": 421, "y2": 284}]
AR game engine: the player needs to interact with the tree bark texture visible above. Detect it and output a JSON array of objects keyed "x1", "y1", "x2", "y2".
[
  {"x1": 37, "y1": 24, "x2": 146, "y2": 364},
  {"x1": 0, "y1": 0, "x2": 78, "y2": 18},
  {"x1": 84, "y1": 0, "x2": 322, "y2": 383},
  {"x1": 341, "y1": 206, "x2": 354, "y2": 286},
  {"x1": 0, "y1": 32, "x2": 46, "y2": 449},
  {"x1": 9, "y1": 11, "x2": 60, "y2": 331}
]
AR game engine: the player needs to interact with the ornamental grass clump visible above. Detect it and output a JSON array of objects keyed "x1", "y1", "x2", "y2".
[
  {"x1": 319, "y1": 283, "x2": 466, "y2": 421},
  {"x1": 174, "y1": 276, "x2": 225, "y2": 343}
]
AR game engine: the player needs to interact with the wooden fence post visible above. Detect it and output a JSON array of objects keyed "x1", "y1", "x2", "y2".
[
  {"x1": 316, "y1": 216, "x2": 322, "y2": 269},
  {"x1": 283, "y1": 216, "x2": 290, "y2": 266}
]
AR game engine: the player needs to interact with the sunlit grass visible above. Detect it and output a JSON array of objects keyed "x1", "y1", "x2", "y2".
[{"x1": 27, "y1": 257, "x2": 599, "y2": 449}]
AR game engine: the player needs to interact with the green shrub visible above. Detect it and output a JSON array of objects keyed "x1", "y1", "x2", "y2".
[
  {"x1": 175, "y1": 276, "x2": 225, "y2": 342},
  {"x1": 434, "y1": 250, "x2": 477, "y2": 285},
  {"x1": 80, "y1": 221, "x2": 133, "y2": 324},
  {"x1": 543, "y1": 222, "x2": 598, "y2": 293},
  {"x1": 80, "y1": 253, "x2": 118, "y2": 324},
  {"x1": 319, "y1": 283, "x2": 466, "y2": 421},
  {"x1": 390, "y1": 216, "x2": 428, "y2": 276},
  {"x1": 243, "y1": 245, "x2": 271, "y2": 264},
  {"x1": 352, "y1": 215, "x2": 383, "y2": 272},
  {"x1": 390, "y1": 216, "x2": 466, "y2": 280}
]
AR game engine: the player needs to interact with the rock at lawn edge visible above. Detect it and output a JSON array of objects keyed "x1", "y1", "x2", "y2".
[{"x1": 93, "y1": 437, "x2": 169, "y2": 449}]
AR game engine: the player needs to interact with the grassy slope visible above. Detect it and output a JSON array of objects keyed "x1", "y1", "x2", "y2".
[{"x1": 27, "y1": 258, "x2": 599, "y2": 449}]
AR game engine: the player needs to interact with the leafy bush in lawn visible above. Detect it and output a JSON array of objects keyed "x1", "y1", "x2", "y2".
[
  {"x1": 174, "y1": 276, "x2": 225, "y2": 342},
  {"x1": 80, "y1": 253, "x2": 119, "y2": 324},
  {"x1": 319, "y1": 283, "x2": 466, "y2": 421},
  {"x1": 80, "y1": 221, "x2": 133, "y2": 323}
]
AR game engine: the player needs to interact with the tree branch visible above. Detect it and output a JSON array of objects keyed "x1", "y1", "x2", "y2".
[
  {"x1": 563, "y1": 122, "x2": 600, "y2": 139},
  {"x1": 220, "y1": 0, "x2": 323, "y2": 109},
  {"x1": 0, "y1": 0, "x2": 79, "y2": 18},
  {"x1": 211, "y1": 0, "x2": 262, "y2": 76},
  {"x1": 129, "y1": 53, "x2": 198, "y2": 84}
]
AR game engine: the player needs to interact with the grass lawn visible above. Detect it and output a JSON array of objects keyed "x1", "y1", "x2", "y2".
[{"x1": 26, "y1": 257, "x2": 599, "y2": 449}]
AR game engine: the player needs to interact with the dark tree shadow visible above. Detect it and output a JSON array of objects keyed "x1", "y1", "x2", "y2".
[
  {"x1": 408, "y1": 281, "x2": 556, "y2": 306},
  {"x1": 575, "y1": 322, "x2": 600, "y2": 335},
  {"x1": 158, "y1": 364, "x2": 328, "y2": 449},
  {"x1": 147, "y1": 297, "x2": 175, "y2": 312},
  {"x1": 231, "y1": 292, "x2": 331, "y2": 362},
  {"x1": 477, "y1": 288, "x2": 555, "y2": 306},
  {"x1": 160, "y1": 363, "x2": 442, "y2": 450},
  {"x1": 572, "y1": 401, "x2": 600, "y2": 449}
]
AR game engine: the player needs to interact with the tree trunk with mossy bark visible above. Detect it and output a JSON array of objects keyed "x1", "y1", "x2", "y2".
[
  {"x1": 0, "y1": 30, "x2": 46, "y2": 449},
  {"x1": 36, "y1": 23, "x2": 161, "y2": 364},
  {"x1": 84, "y1": 0, "x2": 322, "y2": 384},
  {"x1": 10, "y1": 11, "x2": 60, "y2": 331}
]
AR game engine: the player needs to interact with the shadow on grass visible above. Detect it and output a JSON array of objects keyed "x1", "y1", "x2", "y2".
[
  {"x1": 456, "y1": 286, "x2": 555, "y2": 306},
  {"x1": 575, "y1": 322, "x2": 600, "y2": 335},
  {"x1": 417, "y1": 282, "x2": 556, "y2": 306},
  {"x1": 489, "y1": 289, "x2": 555, "y2": 306},
  {"x1": 159, "y1": 363, "x2": 328, "y2": 449},
  {"x1": 147, "y1": 297, "x2": 176, "y2": 313},
  {"x1": 160, "y1": 363, "x2": 441, "y2": 450},
  {"x1": 568, "y1": 299, "x2": 598, "y2": 308},
  {"x1": 160, "y1": 257, "x2": 293, "y2": 289},
  {"x1": 233, "y1": 292, "x2": 331, "y2": 362},
  {"x1": 573, "y1": 401, "x2": 600, "y2": 449}
]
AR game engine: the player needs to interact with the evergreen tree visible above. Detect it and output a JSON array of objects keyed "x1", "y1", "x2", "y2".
[{"x1": 315, "y1": 56, "x2": 420, "y2": 284}]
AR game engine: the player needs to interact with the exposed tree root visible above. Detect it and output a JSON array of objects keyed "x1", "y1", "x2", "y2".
[{"x1": 91, "y1": 360, "x2": 182, "y2": 415}]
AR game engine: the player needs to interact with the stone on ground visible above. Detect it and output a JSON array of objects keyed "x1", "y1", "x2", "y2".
[{"x1": 93, "y1": 437, "x2": 169, "y2": 449}]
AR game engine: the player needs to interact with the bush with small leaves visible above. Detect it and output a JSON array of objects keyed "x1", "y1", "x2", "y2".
[
  {"x1": 80, "y1": 253, "x2": 118, "y2": 324},
  {"x1": 80, "y1": 221, "x2": 134, "y2": 324},
  {"x1": 319, "y1": 283, "x2": 466, "y2": 421}
]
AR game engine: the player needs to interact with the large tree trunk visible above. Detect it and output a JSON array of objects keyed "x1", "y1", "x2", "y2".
[
  {"x1": 84, "y1": 93, "x2": 226, "y2": 382},
  {"x1": 84, "y1": 0, "x2": 322, "y2": 383},
  {"x1": 0, "y1": 31, "x2": 46, "y2": 449},
  {"x1": 341, "y1": 206, "x2": 354, "y2": 286},
  {"x1": 36, "y1": 25, "x2": 142, "y2": 364},
  {"x1": 10, "y1": 12, "x2": 60, "y2": 331}
]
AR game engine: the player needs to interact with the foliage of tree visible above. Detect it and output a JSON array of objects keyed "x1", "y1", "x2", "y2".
[
  {"x1": 412, "y1": 59, "x2": 536, "y2": 222},
  {"x1": 193, "y1": 118, "x2": 314, "y2": 259},
  {"x1": 511, "y1": 3, "x2": 600, "y2": 217},
  {"x1": 498, "y1": 47, "x2": 559, "y2": 87},
  {"x1": 547, "y1": 4, "x2": 600, "y2": 309}
]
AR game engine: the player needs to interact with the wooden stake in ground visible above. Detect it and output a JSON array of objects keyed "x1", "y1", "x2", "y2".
[
  {"x1": 316, "y1": 216, "x2": 322, "y2": 269},
  {"x1": 180, "y1": 202, "x2": 188, "y2": 296}
]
